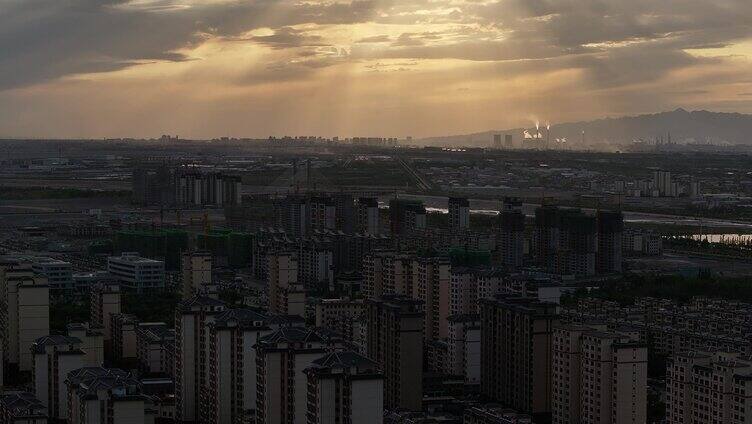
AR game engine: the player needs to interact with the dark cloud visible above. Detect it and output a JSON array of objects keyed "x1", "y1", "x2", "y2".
[
  {"x1": 0, "y1": 0, "x2": 380, "y2": 90},
  {"x1": 249, "y1": 27, "x2": 327, "y2": 50},
  {"x1": 1, "y1": 0, "x2": 752, "y2": 98}
]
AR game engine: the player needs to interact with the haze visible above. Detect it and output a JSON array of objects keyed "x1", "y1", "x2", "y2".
[{"x1": 2, "y1": 0, "x2": 752, "y2": 139}]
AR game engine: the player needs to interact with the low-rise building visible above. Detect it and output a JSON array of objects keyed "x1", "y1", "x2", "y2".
[
  {"x1": 31, "y1": 258, "x2": 73, "y2": 297},
  {"x1": 107, "y1": 253, "x2": 165, "y2": 292}
]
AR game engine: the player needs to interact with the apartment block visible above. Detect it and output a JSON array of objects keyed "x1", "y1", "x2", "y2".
[
  {"x1": 110, "y1": 313, "x2": 139, "y2": 364},
  {"x1": 175, "y1": 296, "x2": 227, "y2": 423},
  {"x1": 66, "y1": 323, "x2": 104, "y2": 367},
  {"x1": 255, "y1": 327, "x2": 332, "y2": 424},
  {"x1": 412, "y1": 257, "x2": 451, "y2": 341},
  {"x1": 304, "y1": 351, "x2": 384, "y2": 424},
  {"x1": 446, "y1": 314, "x2": 481, "y2": 384},
  {"x1": 497, "y1": 208, "x2": 525, "y2": 269},
  {"x1": 480, "y1": 295, "x2": 559, "y2": 421},
  {"x1": 205, "y1": 308, "x2": 271, "y2": 424},
  {"x1": 596, "y1": 211, "x2": 624, "y2": 274},
  {"x1": 89, "y1": 282, "x2": 121, "y2": 343},
  {"x1": 135, "y1": 322, "x2": 174, "y2": 376},
  {"x1": 552, "y1": 324, "x2": 647, "y2": 424},
  {"x1": 666, "y1": 351, "x2": 752, "y2": 424},
  {"x1": 181, "y1": 251, "x2": 212, "y2": 299},
  {"x1": 365, "y1": 295, "x2": 424, "y2": 411},
  {"x1": 357, "y1": 197, "x2": 381, "y2": 234},
  {"x1": 65, "y1": 367, "x2": 156, "y2": 424},
  {"x1": 314, "y1": 298, "x2": 366, "y2": 342},
  {"x1": 448, "y1": 197, "x2": 470, "y2": 230},
  {"x1": 267, "y1": 252, "x2": 305, "y2": 316},
  {"x1": 31, "y1": 335, "x2": 85, "y2": 421}
]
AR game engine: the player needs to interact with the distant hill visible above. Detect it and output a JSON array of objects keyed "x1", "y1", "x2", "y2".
[{"x1": 419, "y1": 109, "x2": 752, "y2": 147}]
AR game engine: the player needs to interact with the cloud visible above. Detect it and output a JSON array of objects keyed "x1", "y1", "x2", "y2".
[
  {"x1": 0, "y1": 0, "x2": 380, "y2": 89},
  {"x1": 249, "y1": 27, "x2": 328, "y2": 50},
  {"x1": 2, "y1": 0, "x2": 752, "y2": 138},
  {"x1": 356, "y1": 34, "x2": 391, "y2": 43}
]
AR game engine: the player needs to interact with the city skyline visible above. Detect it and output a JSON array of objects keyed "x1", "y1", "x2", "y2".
[{"x1": 3, "y1": 0, "x2": 752, "y2": 139}]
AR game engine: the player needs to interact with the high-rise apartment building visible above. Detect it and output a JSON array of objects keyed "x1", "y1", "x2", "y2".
[
  {"x1": 666, "y1": 351, "x2": 752, "y2": 424},
  {"x1": 134, "y1": 322, "x2": 173, "y2": 376},
  {"x1": 110, "y1": 313, "x2": 139, "y2": 363},
  {"x1": 31, "y1": 335, "x2": 85, "y2": 421},
  {"x1": 267, "y1": 252, "x2": 305, "y2": 316},
  {"x1": 449, "y1": 197, "x2": 470, "y2": 230},
  {"x1": 65, "y1": 367, "x2": 156, "y2": 424},
  {"x1": 67, "y1": 323, "x2": 104, "y2": 367},
  {"x1": 357, "y1": 197, "x2": 381, "y2": 234},
  {"x1": 315, "y1": 298, "x2": 367, "y2": 342},
  {"x1": 653, "y1": 169, "x2": 676, "y2": 197},
  {"x1": 255, "y1": 327, "x2": 331, "y2": 424},
  {"x1": 304, "y1": 351, "x2": 384, "y2": 424},
  {"x1": 552, "y1": 324, "x2": 647, "y2": 424},
  {"x1": 297, "y1": 242, "x2": 334, "y2": 291},
  {"x1": 498, "y1": 208, "x2": 525, "y2": 269},
  {"x1": 533, "y1": 207, "x2": 597, "y2": 276},
  {"x1": 446, "y1": 314, "x2": 481, "y2": 384},
  {"x1": 448, "y1": 268, "x2": 477, "y2": 317},
  {"x1": 596, "y1": 211, "x2": 624, "y2": 274},
  {"x1": 175, "y1": 296, "x2": 227, "y2": 423},
  {"x1": 388, "y1": 199, "x2": 426, "y2": 235},
  {"x1": 205, "y1": 308, "x2": 271, "y2": 424},
  {"x1": 0, "y1": 258, "x2": 50, "y2": 372},
  {"x1": 181, "y1": 251, "x2": 213, "y2": 299},
  {"x1": 480, "y1": 295, "x2": 559, "y2": 422},
  {"x1": 309, "y1": 197, "x2": 337, "y2": 231},
  {"x1": 413, "y1": 257, "x2": 451, "y2": 341},
  {"x1": 89, "y1": 282, "x2": 121, "y2": 352},
  {"x1": 175, "y1": 170, "x2": 242, "y2": 206},
  {"x1": 365, "y1": 295, "x2": 424, "y2": 411}
]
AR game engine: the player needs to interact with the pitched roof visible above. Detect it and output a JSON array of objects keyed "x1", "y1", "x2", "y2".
[{"x1": 310, "y1": 351, "x2": 377, "y2": 370}]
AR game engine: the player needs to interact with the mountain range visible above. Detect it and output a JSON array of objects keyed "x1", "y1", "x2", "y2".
[{"x1": 419, "y1": 109, "x2": 752, "y2": 147}]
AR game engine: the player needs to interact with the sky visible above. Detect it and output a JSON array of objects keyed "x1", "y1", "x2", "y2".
[{"x1": 2, "y1": 0, "x2": 752, "y2": 139}]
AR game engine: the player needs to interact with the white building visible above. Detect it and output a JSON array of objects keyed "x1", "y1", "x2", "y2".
[
  {"x1": 107, "y1": 253, "x2": 165, "y2": 292},
  {"x1": 31, "y1": 258, "x2": 73, "y2": 297}
]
